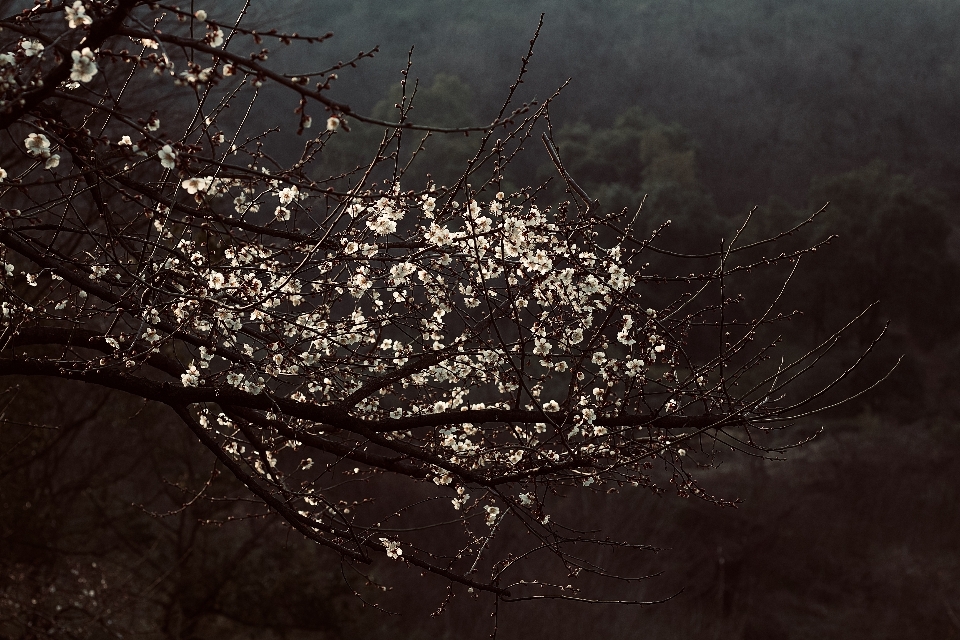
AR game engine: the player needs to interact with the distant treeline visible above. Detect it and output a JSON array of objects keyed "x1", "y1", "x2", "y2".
[{"x1": 278, "y1": 0, "x2": 960, "y2": 214}]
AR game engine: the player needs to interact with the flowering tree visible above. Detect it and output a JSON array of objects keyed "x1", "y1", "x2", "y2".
[{"x1": 0, "y1": 0, "x2": 881, "y2": 606}]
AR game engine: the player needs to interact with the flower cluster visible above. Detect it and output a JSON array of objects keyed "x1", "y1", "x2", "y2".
[
  {"x1": 70, "y1": 48, "x2": 98, "y2": 83},
  {"x1": 64, "y1": 1, "x2": 93, "y2": 29},
  {"x1": 23, "y1": 133, "x2": 60, "y2": 170},
  {"x1": 0, "y1": 1, "x2": 836, "y2": 602}
]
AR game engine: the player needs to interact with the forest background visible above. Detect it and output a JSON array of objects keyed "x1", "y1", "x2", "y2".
[{"x1": 3, "y1": 0, "x2": 960, "y2": 638}]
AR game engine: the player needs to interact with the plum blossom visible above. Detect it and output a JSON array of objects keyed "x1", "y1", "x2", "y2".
[
  {"x1": 64, "y1": 1, "x2": 92, "y2": 28},
  {"x1": 389, "y1": 262, "x2": 416, "y2": 283},
  {"x1": 182, "y1": 176, "x2": 212, "y2": 194},
  {"x1": 424, "y1": 223, "x2": 452, "y2": 245},
  {"x1": 380, "y1": 538, "x2": 402, "y2": 559},
  {"x1": 24, "y1": 133, "x2": 50, "y2": 157},
  {"x1": 367, "y1": 215, "x2": 397, "y2": 235},
  {"x1": 278, "y1": 186, "x2": 299, "y2": 204},
  {"x1": 625, "y1": 359, "x2": 645, "y2": 376},
  {"x1": 422, "y1": 195, "x2": 436, "y2": 217},
  {"x1": 617, "y1": 315, "x2": 636, "y2": 346},
  {"x1": 326, "y1": 116, "x2": 340, "y2": 131},
  {"x1": 21, "y1": 40, "x2": 44, "y2": 57},
  {"x1": 521, "y1": 249, "x2": 553, "y2": 274},
  {"x1": 157, "y1": 145, "x2": 177, "y2": 169},
  {"x1": 533, "y1": 338, "x2": 551, "y2": 357},
  {"x1": 70, "y1": 48, "x2": 98, "y2": 83},
  {"x1": 206, "y1": 28, "x2": 224, "y2": 48},
  {"x1": 181, "y1": 364, "x2": 200, "y2": 387}
]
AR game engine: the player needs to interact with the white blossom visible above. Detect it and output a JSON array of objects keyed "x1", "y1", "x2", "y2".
[
  {"x1": 64, "y1": 1, "x2": 92, "y2": 28},
  {"x1": 380, "y1": 538, "x2": 402, "y2": 559},
  {"x1": 181, "y1": 364, "x2": 200, "y2": 387},
  {"x1": 70, "y1": 48, "x2": 98, "y2": 83},
  {"x1": 24, "y1": 133, "x2": 50, "y2": 157},
  {"x1": 278, "y1": 186, "x2": 299, "y2": 205},
  {"x1": 389, "y1": 261, "x2": 416, "y2": 283},
  {"x1": 367, "y1": 215, "x2": 397, "y2": 235},
  {"x1": 206, "y1": 27, "x2": 224, "y2": 48},
  {"x1": 625, "y1": 359, "x2": 645, "y2": 376},
  {"x1": 532, "y1": 338, "x2": 551, "y2": 357},
  {"x1": 157, "y1": 145, "x2": 177, "y2": 169},
  {"x1": 424, "y1": 223, "x2": 452, "y2": 245},
  {"x1": 21, "y1": 40, "x2": 44, "y2": 57},
  {"x1": 433, "y1": 472, "x2": 453, "y2": 485},
  {"x1": 182, "y1": 176, "x2": 212, "y2": 194}
]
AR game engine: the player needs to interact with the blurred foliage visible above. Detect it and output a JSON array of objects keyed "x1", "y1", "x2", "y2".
[
  {"x1": 289, "y1": 0, "x2": 960, "y2": 213},
  {"x1": 315, "y1": 73, "x2": 480, "y2": 189},
  {"x1": 802, "y1": 162, "x2": 960, "y2": 345},
  {"x1": 0, "y1": 380, "x2": 387, "y2": 640},
  {"x1": 739, "y1": 161, "x2": 960, "y2": 418},
  {"x1": 541, "y1": 107, "x2": 726, "y2": 252}
]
